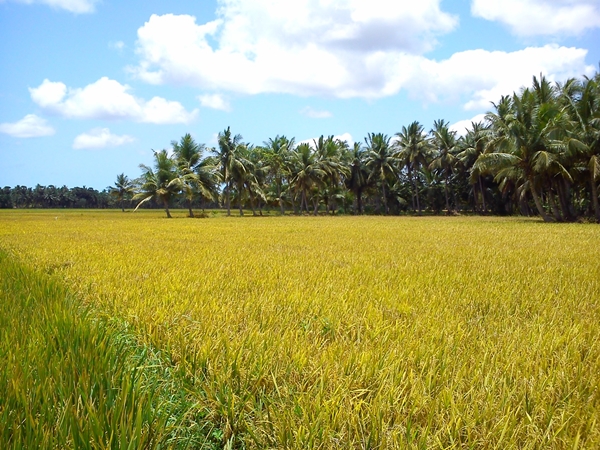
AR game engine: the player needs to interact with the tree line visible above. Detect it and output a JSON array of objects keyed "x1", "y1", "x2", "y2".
[{"x1": 3, "y1": 71, "x2": 599, "y2": 221}]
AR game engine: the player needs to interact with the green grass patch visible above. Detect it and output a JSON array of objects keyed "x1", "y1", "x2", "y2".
[{"x1": 0, "y1": 251, "x2": 221, "y2": 449}]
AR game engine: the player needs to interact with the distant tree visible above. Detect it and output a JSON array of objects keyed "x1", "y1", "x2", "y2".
[
  {"x1": 346, "y1": 142, "x2": 369, "y2": 214},
  {"x1": 134, "y1": 150, "x2": 179, "y2": 218},
  {"x1": 395, "y1": 121, "x2": 430, "y2": 214},
  {"x1": 364, "y1": 133, "x2": 397, "y2": 215},
  {"x1": 289, "y1": 143, "x2": 326, "y2": 214},
  {"x1": 456, "y1": 121, "x2": 490, "y2": 213},
  {"x1": 429, "y1": 119, "x2": 459, "y2": 213},
  {"x1": 263, "y1": 135, "x2": 294, "y2": 215},
  {"x1": 213, "y1": 127, "x2": 248, "y2": 216},
  {"x1": 171, "y1": 133, "x2": 205, "y2": 217},
  {"x1": 110, "y1": 173, "x2": 135, "y2": 212}
]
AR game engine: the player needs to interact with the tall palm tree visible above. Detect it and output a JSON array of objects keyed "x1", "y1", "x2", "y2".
[
  {"x1": 289, "y1": 143, "x2": 326, "y2": 214},
  {"x1": 429, "y1": 119, "x2": 459, "y2": 213},
  {"x1": 213, "y1": 127, "x2": 247, "y2": 216},
  {"x1": 395, "y1": 121, "x2": 430, "y2": 215},
  {"x1": 456, "y1": 121, "x2": 490, "y2": 213},
  {"x1": 194, "y1": 156, "x2": 222, "y2": 211},
  {"x1": 110, "y1": 173, "x2": 134, "y2": 212},
  {"x1": 263, "y1": 135, "x2": 294, "y2": 215},
  {"x1": 559, "y1": 75, "x2": 600, "y2": 221},
  {"x1": 238, "y1": 145, "x2": 268, "y2": 216},
  {"x1": 133, "y1": 150, "x2": 179, "y2": 218},
  {"x1": 475, "y1": 76, "x2": 569, "y2": 222},
  {"x1": 171, "y1": 133, "x2": 204, "y2": 217},
  {"x1": 364, "y1": 133, "x2": 397, "y2": 215},
  {"x1": 313, "y1": 136, "x2": 348, "y2": 214},
  {"x1": 346, "y1": 142, "x2": 369, "y2": 214}
]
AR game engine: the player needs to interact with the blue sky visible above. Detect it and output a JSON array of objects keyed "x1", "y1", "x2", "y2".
[{"x1": 1, "y1": 0, "x2": 599, "y2": 189}]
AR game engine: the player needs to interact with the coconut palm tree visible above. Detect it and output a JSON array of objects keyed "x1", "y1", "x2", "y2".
[
  {"x1": 475, "y1": 76, "x2": 570, "y2": 222},
  {"x1": 429, "y1": 119, "x2": 459, "y2": 213},
  {"x1": 395, "y1": 121, "x2": 430, "y2": 214},
  {"x1": 289, "y1": 143, "x2": 326, "y2": 214},
  {"x1": 313, "y1": 136, "x2": 348, "y2": 214},
  {"x1": 456, "y1": 121, "x2": 491, "y2": 213},
  {"x1": 194, "y1": 155, "x2": 222, "y2": 211},
  {"x1": 263, "y1": 135, "x2": 294, "y2": 215},
  {"x1": 346, "y1": 142, "x2": 369, "y2": 214},
  {"x1": 364, "y1": 133, "x2": 397, "y2": 215},
  {"x1": 559, "y1": 75, "x2": 600, "y2": 221},
  {"x1": 171, "y1": 133, "x2": 204, "y2": 217},
  {"x1": 110, "y1": 173, "x2": 134, "y2": 212},
  {"x1": 134, "y1": 150, "x2": 179, "y2": 218},
  {"x1": 213, "y1": 127, "x2": 247, "y2": 216}
]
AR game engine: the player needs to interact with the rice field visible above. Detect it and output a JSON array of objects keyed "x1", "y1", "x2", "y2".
[{"x1": 1, "y1": 209, "x2": 599, "y2": 449}]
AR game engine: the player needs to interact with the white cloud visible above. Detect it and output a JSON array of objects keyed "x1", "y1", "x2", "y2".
[
  {"x1": 198, "y1": 93, "x2": 231, "y2": 111},
  {"x1": 72, "y1": 128, "x2": 135, "y2": 149},
  {"x1": 110, "y1": 41, "x2": 125, "y2": 51},
  {"x1": 130, "y1": 1, "x2": 457, "y2": 97},
  {"x1": 0, "y1": 114, "x2": 55, "y2": 138},
  {"x1": 449, "y1": 114, "x2": 487, "y2": 137},
  {"x1": 334, "y1": 132, "x2": 354, "y2": 147},
  {"x1": 129, "y1": 8, "x2": 594, "y2": 107},
  {"x1": 8, "y1": 0, "x2": 97, "y2": 13},
  {"x1": 298, "y1": 132, "x2": 354, "y2": 148},
  {"x1": 300, "y1": 106, "x2": 332, "y2": 119},
  {"x1": 471, "y1": 0, "x2": 600, "y2": 36},
  {"x1": 398, "y1": 45, "x2": 594, "y2": 111},
  {"x1": 29, "y1": 77, "x2": 198, "y2": 124}
]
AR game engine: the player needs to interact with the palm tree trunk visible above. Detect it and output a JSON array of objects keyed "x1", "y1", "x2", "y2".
[
  {"x1": 187, "y1": 198, "x2": 194, "y2": 218},
  {"x1": 163, "y1": 198, "x2": 172, "y2": 218},
  {"x1": 278, "y1": 181, "x2": 285, "y2": 215},
  {"x1": 225, "y1": 184, "x2": 231, "y2": 216},
  {"x1": 358, "y1": 189, "x2": 363, "y2": 215},
  {"x1": 561, "y1": 179, "x2": 577, "y2": 220},
  {"x1": 408, "y1": 166, "x2": 415, "y2": 212},
  {"x1": 530, "y1": 184, "x2": 552, "y2": 222},
  {"x1": 444, "y1": 172, "x2": 450, "y2": 213},
  {"x1": 248, "y1": 190, "x2": 257, "y2": 216},
  {"x1": 547, "y1": 190, "x2": 562, "y2": 222},
  {"x1": 414, "y1": 168, "x2": 422, "y2": 215},
  {"x1": 478, "y1": 175, "x2": 486, "y2": 213},
  {"x1": 591, "y1": 174, "x2": 600, "y2": 222},
  {"x1": 291, "y1": 192, "x2": 297, "y2": 215},
  {"x1": 381, "y1": 180, "x2": 388, "y2": 215},
  {"x1": 555, "y1": 180, "x2": 572, "y2": 221}
]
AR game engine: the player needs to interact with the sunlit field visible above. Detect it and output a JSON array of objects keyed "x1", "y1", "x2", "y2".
[{"x1": 1, "y1": 210, "x2": 599, "y2": 449}]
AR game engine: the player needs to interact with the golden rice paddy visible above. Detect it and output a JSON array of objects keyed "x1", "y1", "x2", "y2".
[{"x1": 1, "y1": 209, "x2": 599, "y2": 448}]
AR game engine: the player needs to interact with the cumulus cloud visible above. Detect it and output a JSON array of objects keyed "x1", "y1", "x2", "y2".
[
  {"x1": 449, "y1": 114, "x2": 487, "y2": 137},
  {"x1": 300, "y1": 106, "x2": 332, "y2": 119},
  {"x1": 334, "y1": 132, "x2": 354, "y2": 147},
  {"x1": 299, "y1": 132, "x2": 354, "y2": 148},
  {"x1": 29, "y1": 77, "x2": 198, "y2": 124},
  {"x1": 128, "y1": 6, "x2": 594, "y2": 107},
  {"x1": 7, "y1": 0, "x2": 97, "y2": 14},
  {"x1": 198, "y1": 93, "x2": 231, "y2": 111},
  {"x1": 130, "y1": 0, "x2": 458, "y2": 97},
  {"x1": 0, "y1": 114, "x2": 55, "y2": 138},
  {"x1": 72, "y1": 128, "x2": 135, "y2": 149},
  {"x1": 399, "y1": 45, "x2": 594, "y2": 111},
  {"x1": 471, "y1": 0, "x2": 600, "y2": 36}
]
